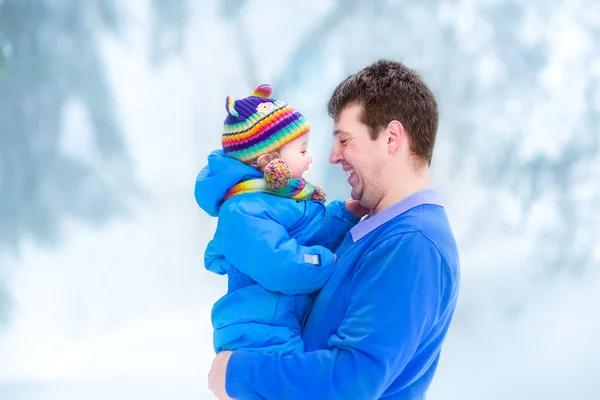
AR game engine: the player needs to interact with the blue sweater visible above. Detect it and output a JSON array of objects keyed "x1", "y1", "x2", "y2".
[
  {"x1": 195, "y1": 150, "x2": 359, "y2": 354},
  {"x1": 225, "y1": 189, "x2": 461, "y2": 399}
]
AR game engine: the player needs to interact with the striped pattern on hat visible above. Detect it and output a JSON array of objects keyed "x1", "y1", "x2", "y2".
[{"x1": 222, "y1": 84, "x2": 310, "y2": 162}]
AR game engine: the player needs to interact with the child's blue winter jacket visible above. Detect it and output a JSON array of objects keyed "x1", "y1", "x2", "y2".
[{"x1": 195, "y1": 150, "x2": 359, "y2": 354}]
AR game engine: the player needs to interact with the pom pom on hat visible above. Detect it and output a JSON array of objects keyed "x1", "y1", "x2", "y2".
[
  {"x1": 264, "y1": 159, "x2": 291, "y2": 190},
  {"x1": 225, "y1": 95, "x2": 238, "y2": 117},
  {"x1": 252, "y1": 84, "x2": 272, "y2": 98}
]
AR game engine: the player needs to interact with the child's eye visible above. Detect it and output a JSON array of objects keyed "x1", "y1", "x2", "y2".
[{"x1": 301, "y1": 150, "x2": 307, "y2": 155}]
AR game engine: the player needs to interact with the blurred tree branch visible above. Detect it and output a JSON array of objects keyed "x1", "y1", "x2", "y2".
[
  {"x1": 149, "y1": 0, "x2": 188, "y2": 67},
  {"x1": 220, "y1": 0, "x2": 359, "y2": 92},
  {"x1": 0, "y1": 0, "x2": 186, "y2": 325},
  {"x1": 0, "y1": 0, "x2": 134, "y2": 257}
]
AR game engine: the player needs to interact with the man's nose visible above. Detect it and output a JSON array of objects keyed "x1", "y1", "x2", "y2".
[{"x1": 329, "y1": 144, "x2": 342, "y2": 164}]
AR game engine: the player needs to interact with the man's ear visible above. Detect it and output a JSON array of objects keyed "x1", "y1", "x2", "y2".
[{"x1": 387, "y1": 120, "x2": 405, "y2": 154}]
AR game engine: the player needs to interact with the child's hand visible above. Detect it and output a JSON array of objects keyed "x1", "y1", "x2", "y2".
[{"x1": 345, "y1": 199, "x2": 370, "y2": 218}]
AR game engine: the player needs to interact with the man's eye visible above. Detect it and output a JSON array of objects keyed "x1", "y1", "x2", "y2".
[{"x1": 340, "y1": 139, "x2": 349, "y2": 145}]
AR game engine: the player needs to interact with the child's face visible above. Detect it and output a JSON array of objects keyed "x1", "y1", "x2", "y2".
[{"x1": 279, "y1": 135, "x2": 313, "y2": 179}]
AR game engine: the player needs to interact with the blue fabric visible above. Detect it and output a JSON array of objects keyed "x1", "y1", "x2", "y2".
[
  {"x1": 225, "y1": 201, "x2": 461, "y2": 400},
  {"x1": 196, "y1": 150, "x2": 359, "y2": 354}
]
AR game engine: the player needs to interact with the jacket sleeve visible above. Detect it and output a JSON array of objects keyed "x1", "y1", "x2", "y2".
[
  {"x1": 204, "y1": 239, "x2": 228, "y2": 275},
  {"x1": 298, "y1": 200, "x2": 360, "y2": 250},
  {"x1": 215, "y1": 198, "x2": 336, "y2": 296},
  {"x1": 224, "y1": 233, "x2": 448, "y2": 400}
]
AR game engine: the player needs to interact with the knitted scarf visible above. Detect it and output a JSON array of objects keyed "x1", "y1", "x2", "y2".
[{"x1": 224, "y1": 177, "x2": 325, "y2": 202}]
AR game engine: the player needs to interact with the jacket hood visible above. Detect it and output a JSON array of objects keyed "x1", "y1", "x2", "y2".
[{"x1": 194, "y1": 150, "x2": 262, "y2": 216}]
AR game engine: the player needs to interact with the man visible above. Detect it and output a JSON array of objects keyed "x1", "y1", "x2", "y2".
[{"x1": 208, "y1": 59, "x2": 460, "y2": 400}]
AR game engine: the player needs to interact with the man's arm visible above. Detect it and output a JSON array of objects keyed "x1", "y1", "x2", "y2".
[
  {"x1": 221, "y1": 232, "x2": 446, "y2": 400},
  {"x1": 216, "y1": 198, "x2": 336, "y2": 296}
]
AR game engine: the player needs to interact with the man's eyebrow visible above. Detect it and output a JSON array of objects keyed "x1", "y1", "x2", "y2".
[{"x1": 333, "y1": 129, "x2": 350, "y2": 136}]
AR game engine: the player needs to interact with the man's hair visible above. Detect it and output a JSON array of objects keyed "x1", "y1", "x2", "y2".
[{"x1": 327, "y1": 59, "x2": 439, "y2": 166}]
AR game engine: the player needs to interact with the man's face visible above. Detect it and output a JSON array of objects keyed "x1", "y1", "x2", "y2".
[{"x1": 329, "y1": 104, "x2": 388, "y2": 209}]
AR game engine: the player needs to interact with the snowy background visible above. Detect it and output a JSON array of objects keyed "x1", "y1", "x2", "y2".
[{"x1": 1, "y1": 0, "x2": 599, "y2": 399}]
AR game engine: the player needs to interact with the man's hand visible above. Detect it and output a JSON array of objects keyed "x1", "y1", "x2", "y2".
[
  {"x1": 208, "y1": 351, "x2": 234, "y2": 400},
  {"x1": 345, "y1": 199, "x2": 370, "y2": 218}
]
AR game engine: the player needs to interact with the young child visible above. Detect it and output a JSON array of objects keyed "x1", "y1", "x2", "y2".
[{"x1": 195, "y1": 84, "x2": 368, "y2": 355}]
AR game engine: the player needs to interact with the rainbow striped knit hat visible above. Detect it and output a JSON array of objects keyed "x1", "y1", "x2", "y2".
[{"x1": 222, "y1": 84, "x2": 310, "y2": 162}]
